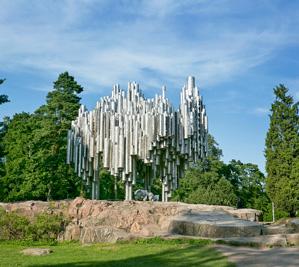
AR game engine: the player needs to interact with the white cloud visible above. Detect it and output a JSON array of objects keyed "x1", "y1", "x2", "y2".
[{"x1": 0, "y1": 0, "x2": 298, "y2": 94}]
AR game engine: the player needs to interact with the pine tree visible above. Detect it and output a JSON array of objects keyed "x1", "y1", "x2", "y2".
[
  {"x1": 265, "y1": 84, "x2": 299, "y2": 217},
  {"x1": 2, "y1": 72, "x2": 83, "y2": 201},
  {"x1": 33, "y1": 72, "x2": 84, "y2": 200},
  {"x1": 0, "y1": 79, "x2": 9, "y2": 105}
]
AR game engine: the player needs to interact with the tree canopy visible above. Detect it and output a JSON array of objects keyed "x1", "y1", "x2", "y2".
[
  {"x1": 1, "y1": 72, "x2": 83, "y2": 201},
  {"x1": 172, "y1": 134, "x2": 271, "y2": 219}
]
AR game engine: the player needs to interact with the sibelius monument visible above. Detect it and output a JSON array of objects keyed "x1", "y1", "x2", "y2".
[{"x1": 67, "y1": 76, "x2": 208, "y2": 202}]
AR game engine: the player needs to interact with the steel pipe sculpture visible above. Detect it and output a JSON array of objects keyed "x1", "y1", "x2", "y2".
[{"x1": 67, "y1": 76, "x2": 208, "y2": 201}]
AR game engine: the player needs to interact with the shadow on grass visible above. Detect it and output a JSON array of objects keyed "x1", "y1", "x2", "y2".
[{"x1": 29, "y1": 245, "x2": 235, "y2": 267}]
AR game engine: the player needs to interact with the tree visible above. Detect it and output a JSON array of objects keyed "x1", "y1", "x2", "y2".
[
  {"x1": 173, "y1": 134, "x2": 235, "y2": 205},
  {"x1": 2, "y1": 72, "x2": 83, "y2": 201},
  {"x1": 207, "y1": 134, "x2": 223, "y2": 160},
  {"x1": 173, "y1": 158, "x2": 237, "y2": 206},
  {"x1": 265, "y1": 84, "x2": 299, "y2": 217},
  {"x1": 173, "y1": 134, "x2": 272, "y2": 216},
  {"x1": 227, "y1": 160, "x2": 271, "y2": 219},
  {"x1": 0, "y1": 78, "x2": 9, "y2": 199},
  {"x1": 1, "y1": 113, "x2": 37, "y2": 200},
  {"x1": 0, "y1": 117, "x2": 10, "y2": 200},
  {"x1": 33, "y1": 72, "x2": 83, "y2": 200},
  {"x1": 0, "y1": 79, "x2": 9, "y2": 105},
  {"x1": 98, "y1": 169, "x2": 125, "y2": 200}
]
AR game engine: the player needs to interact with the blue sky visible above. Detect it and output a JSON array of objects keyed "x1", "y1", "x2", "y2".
[{"x1": 1, "y1": 0, "x2": 299, "y2": 172}]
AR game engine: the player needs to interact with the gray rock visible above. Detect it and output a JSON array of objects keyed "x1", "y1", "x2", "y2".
[
  {"x1": 80, "y1": 226, "x2": 130, "y2": 243},
  {"x1": 287, "y1": 218, "x2": 299, "y2": 232},
  {"x1": 263, "y1": 224, "x2": 293, "y2": 235},
  {"x1": 286, "y1": 233, "x2": 299, "y2": 246},
  {"x1": 21, "y1": 248, "x2": 52, "y2": 256},
  {"x1": 169, "y1": 211, "x2": 263, "y2": 238},
  {"x1": 228, "y1": 208, "x2": 262, "y2": 222},
  {"x1": 216, "y1": 235, "x2": 286, "y2": 247}
]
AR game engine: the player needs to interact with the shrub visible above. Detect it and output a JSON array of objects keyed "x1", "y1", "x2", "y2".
[
  {"x1": 0, "y1": 207, "x2": 30, "y2": 240},
  {"x1": 29, "y1": 213, "x2": 66, "y2": 241},
  {"x1": 0, "y1": 208, "x2": 66, "y2": 242}
]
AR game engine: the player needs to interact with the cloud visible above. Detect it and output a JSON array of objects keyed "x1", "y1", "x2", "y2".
[{"x1": 0, "y1": 0, "x2": 298, "y2": 95}]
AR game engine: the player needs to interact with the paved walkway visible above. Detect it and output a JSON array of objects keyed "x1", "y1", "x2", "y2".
[{"x1": 214, "y1": 244, "x2": 299, "y2": 267}]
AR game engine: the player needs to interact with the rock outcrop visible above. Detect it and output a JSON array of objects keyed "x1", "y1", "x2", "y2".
[
  {"x1": 0, "y1": 197, "x2": 263, "y2": 244},
  {"x1": 61, "y1": 197, "x2": 262, "y2": 243}
]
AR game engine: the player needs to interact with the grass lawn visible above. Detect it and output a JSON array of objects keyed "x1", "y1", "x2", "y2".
[{"x1": 0, "y1": 238, "x2": 234, "y2": 267}]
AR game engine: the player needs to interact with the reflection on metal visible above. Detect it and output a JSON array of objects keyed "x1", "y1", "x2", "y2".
[{"x1": 67, "y1": 76, "x2": 208, "y2": 201}]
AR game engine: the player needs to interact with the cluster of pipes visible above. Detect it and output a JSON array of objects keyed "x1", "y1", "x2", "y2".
[{"x1": 67, "y1": 76, "x2": 208, "y2": 201}]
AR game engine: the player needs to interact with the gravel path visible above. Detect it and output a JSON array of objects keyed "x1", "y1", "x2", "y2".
[{"x1": 214, "y1": 244, "x2": 299, "y2": 267}]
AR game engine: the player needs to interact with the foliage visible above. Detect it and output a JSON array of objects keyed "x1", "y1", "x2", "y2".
[
  {"x1": 207, "y1": 134, "x2": 223, "y2": 160},
  {"x1": 226, "y1": 160, "x2": 272, "y2": 219},
  {"x1": 265, "y1": 84, "x2": 299, "y2": 217},
  {"x1": 0, "y1": 117, "x2": 10, "y2": 194},
  {"x1": 173, "y1": 158, "x2": 238, "y2": 207},
  {"x1": 227, "y1": 160, "x2": 268, "y2": 207},
  {"x1": 0, "y1": 208, "x2": 65, "y2": 242},
  {"x1": 29, "y1": 213, "x2": 66, "y2": 242},
  {"x1": 98, "y1": 168, "x2": 125, "y2": 200},
  {"x1": 0, "y1": 208, "x2": 30, "y2": 240},
  {"x1": 1, "y1": 113, "x2": 38, "y2": 201},
  {"x1": 0, "y1": 78, "x2": 9, "y2": 194},
  {"x1": 173, "y1": 135, "x2": 271, "y2": 217},
  {"x1": 0, "y1": 238, "x2": 233, "y2": 267},
  {"x1": 150, "y1": 178, "x2": 162, "y2": 197},
  {"x1": 0, "y1": 78, "x2": 9, "y2": 105},
  {"x1": 1, "y1": 72, "x2": 83, "y2": 201}
]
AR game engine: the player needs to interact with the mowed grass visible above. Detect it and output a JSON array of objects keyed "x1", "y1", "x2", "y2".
[{"x1": 0, "y1": 238, "x2": 234, "y2": 267}]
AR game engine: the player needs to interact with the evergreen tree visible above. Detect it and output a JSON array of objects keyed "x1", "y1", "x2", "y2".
[
  {"x1": 0, "y1": 78, "x2": 10, "y2": 200},
  {"x1": 2, "y1": 72, "x2": 83, "y2": 201},
  {"x1": 0, "y1": 79, "x2": 9, "y2": 105},
  {"x1": 0, "y1": 117, "x2": 10, "y2": 200},
  {"x1": 33, "y1": 71, "x2": 83, "y2": 200},
  {"x1": 265, "y1": 84, "x2": 299, "y2": 217}
]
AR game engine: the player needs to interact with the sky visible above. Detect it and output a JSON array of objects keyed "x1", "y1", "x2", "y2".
[{"x1": 0, "y1": 0, "x2": 299, "y2": 173}]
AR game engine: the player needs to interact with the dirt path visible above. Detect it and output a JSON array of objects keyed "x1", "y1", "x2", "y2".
[{"x1": 214, "y1": 244, "x2": 299, "y2": 267}]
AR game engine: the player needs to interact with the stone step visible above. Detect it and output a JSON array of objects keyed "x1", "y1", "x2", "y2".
[
  {"x1": 168, "y1": 211, "x2": 263, "y2": 238},
  {"x1": 263, "y1": 225, "x2": 294, "y2": 235},
  {"x1": 215, "y1": 233, "x2": 299, "y2": 247}
]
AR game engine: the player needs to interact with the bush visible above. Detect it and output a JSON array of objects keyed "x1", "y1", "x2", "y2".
[
  {"x1": 29, "y1": 213, "x2": 66, "y2": 241},
  {"x1": 0, "y1": 207, "x2": 30, "y2": 240},
  {"x1": 0, "y1": 208, "x2": 66, "y2": 242}
]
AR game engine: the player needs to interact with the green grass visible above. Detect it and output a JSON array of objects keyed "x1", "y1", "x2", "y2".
[{"x1": 0, "y1": 238, "x2": 234, "y2": 267}]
